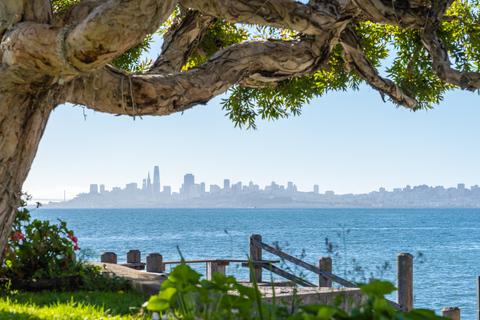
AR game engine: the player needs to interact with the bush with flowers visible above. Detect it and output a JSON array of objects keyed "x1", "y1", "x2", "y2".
[{"x1": 0, "y1": 198, "x2": 82, "y2": 280}]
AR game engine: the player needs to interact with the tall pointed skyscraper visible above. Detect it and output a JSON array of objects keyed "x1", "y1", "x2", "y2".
[
  {"x1": 153, "y1": 166, "x2": 160, "y2": 194},
  {"x1": 147, "y1": 172, "x2": 152, "y2": 193}
]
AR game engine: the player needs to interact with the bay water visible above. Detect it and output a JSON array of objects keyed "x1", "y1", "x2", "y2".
[{"x1": 31, "y1": 208, "x2": 480, "y2": 318}]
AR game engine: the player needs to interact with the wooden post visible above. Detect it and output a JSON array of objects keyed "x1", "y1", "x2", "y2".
[
  {"x1": 318, "y1": 257, "x2": 332, "y2": 287},
  {"x1": 146, "y1": 253, "x2": 163, "y2": 273},
  {"x1": 441, "y1": 307, "x2": 460, "y2": 320},
  {"x1": 206, "y1": 262, "x2": 226, "y2": 280},
  {"x1": 127, "y1": 249, "x2": 141, "y2": 263},
  {"x1": 397, "y1": 253, "x2": 413, "y2": 312},
  {"x1": 249, "y1": 234, "x2": 262, "y2": 282},
  {"x1": 477, "y1": 276, "x2": 480, "y2": 320},
  {"x1": 100, "y1": 252, "x2": 117, "y2": 264}
]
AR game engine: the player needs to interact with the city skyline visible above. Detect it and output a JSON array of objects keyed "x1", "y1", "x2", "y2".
[
  {"x1": 47, "y1": 166, "x2": 480, "y2": 208},
  {"x1": 84, "y1": 165, "x2": 476, "y2": 198}
]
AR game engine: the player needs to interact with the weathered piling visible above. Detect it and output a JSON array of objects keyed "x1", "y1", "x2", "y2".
[
  {"x1": 206, "y1": 262, "x2": 227, "y2": 280},
  {"x1": 100, "y1": 252, "x2": 117, "y2": 264},
  {"x1": 441, "y1": 307, "x2": 460, "y2": 320},
  {"x1": 318, "y1": 257, "x2": 332, "y2": 287},
  {"x1": 146, "y1": 253, "x2": 163, "y2": 273},
  {"x1": 127, "y1": 249, "x2": 141, "y2": 263},
  {"x1": 477, "y1": 276, "x2": 480, "y2": 320},
  {"x1": 249, "y1": 234, "x2": 262, "y2": 282},
  {"x1": 397, "y1": 253, "x2": 413, "y2": 312}
]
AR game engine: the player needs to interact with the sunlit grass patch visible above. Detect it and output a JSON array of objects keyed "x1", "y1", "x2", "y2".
[{"x1": 0, "y1": 289, "x2": 151, "y2": 320}]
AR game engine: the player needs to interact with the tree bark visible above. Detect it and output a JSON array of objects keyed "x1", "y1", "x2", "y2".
[
  {"x1": 150, "y1": 10, "x2": 216, "y2": 74},
  {"x1": 0, "y1": 92, "x2": 54, "y2": 263}
]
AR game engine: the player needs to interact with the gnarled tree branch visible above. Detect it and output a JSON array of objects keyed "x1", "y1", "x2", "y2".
[
  {"x1": 179, "y1": 0, "x2": 346, "y2": 34},
  {"x1": 64, "y1": 0, "x2": 178, "y2": 73},
  {"x1": 66, "y1": 37, "x2": 332, "y2": 116},
  {"x1": 420, "y1": 0, "x2": 480, "y2": 91},
  {"x1": 351, "y1": 0, "x2": 429, "y2": 28},
  {"x1": 0, "y1": 0, "x2": 178, "y2": 88},
  {"x1": 0, "y1": 0, "x2": 25, "y2": 36},
  {"x1": 24, "y1": 0, "x2": 53, "y2": 24},
  {"x1": 62, "y1": 0, "x2": 109, "y2": 26},
  {"x1": 340, "y1": 27, "x2": 418, "y2": 109},
  {"x1": 150, "y1": 10, "x2": 216, "y2": 74}
]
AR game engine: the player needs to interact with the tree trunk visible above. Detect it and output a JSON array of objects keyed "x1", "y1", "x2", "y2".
[{"x1": 0, "y1": 92, "x2": 53, "y2": 263}]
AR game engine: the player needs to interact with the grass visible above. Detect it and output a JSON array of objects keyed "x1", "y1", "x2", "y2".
[{"x1": 0, "y1": 289, "x2": 152, "y2": 320}]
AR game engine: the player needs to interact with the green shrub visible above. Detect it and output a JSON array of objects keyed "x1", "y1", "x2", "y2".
[{"x1": 1, "y1": 200, "x2": 81, "y2": 280}]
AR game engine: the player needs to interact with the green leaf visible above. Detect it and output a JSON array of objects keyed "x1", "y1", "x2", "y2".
[
  {"x1": 147, "y1": 287, "x2": 178, "y2": 311},
  {"x1": 168, "y1": 264, "x2": 201, "y2": 286},
  {"x1": 359, "y1": 279, "x2": 397, "y2": 297}
]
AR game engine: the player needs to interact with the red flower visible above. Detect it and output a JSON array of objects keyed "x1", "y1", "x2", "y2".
[
  {"x1": 10, "y1": 231, "x2": 25, "y2": 241},
  {"x1": 74, "y1": 244, "x2": 81, "y2": 251},
  {"x1": 46, "y1": 233, "x2": 50, "y2": 237},
  {"x1": 67, "y1": 234, "x2": 78, "y2": 243}
]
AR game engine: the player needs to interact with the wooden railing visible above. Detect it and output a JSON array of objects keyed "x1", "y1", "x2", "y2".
[{"x1": 247, "y1": 234, "x2": 404, "y2": 311}]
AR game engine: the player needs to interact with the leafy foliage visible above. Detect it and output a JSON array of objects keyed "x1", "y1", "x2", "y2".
[
  {"x1": 146, "y1": 263, "x2": 447, "y2": 320},
  {"x1": 51, "y1": 0, "x2": 79, "y2": 13},
  {"x1": 147, "y1": 263, "x2": 264, "y2": 319},
  {"x1": 441, "y1": 0, "x2": 480, "y2": 72},
  {"x1": 110, "y1": 35, "x2": 154, "y2": 73},
  {"x1": 386, "y1": 28, "x2": 455, "y2": 109},
  {"x1": 183, "y1": 20, "x2": 250, "y2": 70}
]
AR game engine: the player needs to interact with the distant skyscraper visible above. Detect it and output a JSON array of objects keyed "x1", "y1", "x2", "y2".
[
  {"x1": 147, "y1": 172, "x2": 152, "y2": 192},
  {"x1": 210, "y1": 184, "x2": 221, "y2": 193},
  {"x1": 313, "y1": 185, "x2": 319, "y2": 194},
  {"x1": 126, "y1": 183, "x2": 137, "y2": 195},
  {"x1": 185, "y1": 174, "x2": 194, "y2": 185},
  {"x1": 181, "y1": 174, "x2": 195, "y2": 194},
  {"x1": 99, "y1": 184, "x2": 105, "y2": 193},
  {"x1": 89, "y1": 184, "x2": 98, "y2": 194},
  {"x1": 224, "y1": 179, "x2": 230, "y2": 193},
  {"x1": 163, "y1": 186, "x2": 171, "y2": 195},
  {"x1": 153, "y1": 166, "x2": 160, "y2": 194}
]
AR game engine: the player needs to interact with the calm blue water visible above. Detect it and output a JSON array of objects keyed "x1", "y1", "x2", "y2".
[{"x1": 31, "y1": 208, "x2": 480, "y2": 317}]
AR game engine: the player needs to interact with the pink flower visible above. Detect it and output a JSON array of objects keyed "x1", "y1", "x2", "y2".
[{"x1": 10, "y1": 231, "x2": 25, "y2": 241}]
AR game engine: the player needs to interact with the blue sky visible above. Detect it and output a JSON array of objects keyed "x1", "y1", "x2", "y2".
[{"x1": 23, "y1": 79, "x2": 480, "y2": 201}]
